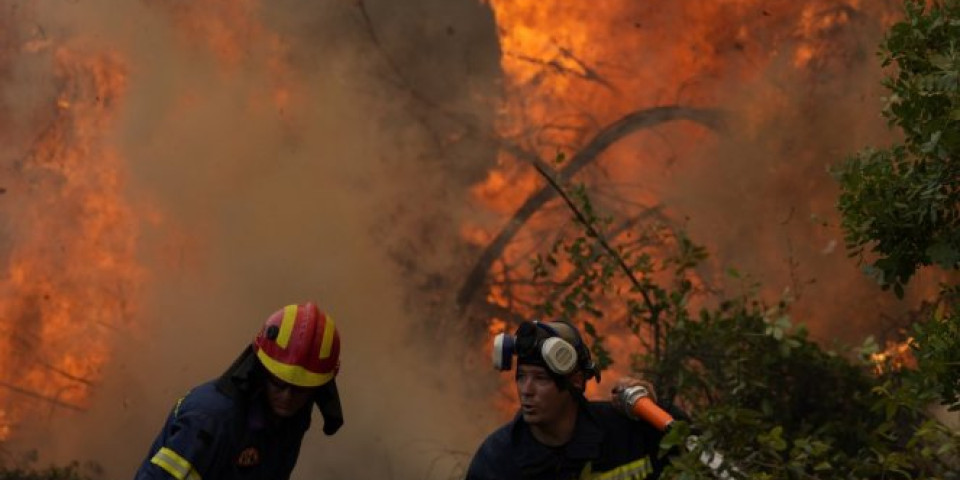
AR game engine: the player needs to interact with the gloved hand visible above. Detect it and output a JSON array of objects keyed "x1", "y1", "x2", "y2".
[
  {"x1": 610, "y1": 376, "x2": 657, "y2": 417},
  {"x1": 315, "y1": 380, "x2": 344, "y2": 436}
]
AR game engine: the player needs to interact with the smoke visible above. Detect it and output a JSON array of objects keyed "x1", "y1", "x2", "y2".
[
  {"x1": 1, "y1": 0, "x2": 502, "y2": 478},
  {"x1": 0, "y1": 1, "x2": 941, "y2": 478},
  {"x1": 659, "y1": 1, "x2": 928, "y2": 344}
]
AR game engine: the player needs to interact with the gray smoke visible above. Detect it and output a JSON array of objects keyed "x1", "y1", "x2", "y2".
[{"x1": 1, "y1": 0, "x2": 502, "y2": 478}]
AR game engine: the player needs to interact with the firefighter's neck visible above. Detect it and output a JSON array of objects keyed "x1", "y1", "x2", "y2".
[{"x1": 529, "y1": 399, "x2": 578, "y2": 447}]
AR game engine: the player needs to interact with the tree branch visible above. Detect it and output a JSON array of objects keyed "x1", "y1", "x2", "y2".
[
  {"x1": 0, "y1": 379, "x2": 85, "y2": 412},
  {"x1": 457, "y1": 106, "x2": 726, "y2": 311}
]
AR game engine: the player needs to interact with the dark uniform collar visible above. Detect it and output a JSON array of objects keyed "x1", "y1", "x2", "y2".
[
  {"x1": 216, "y1": 345, "x2": 261, "y2": 399},
  {"x1": 510, "y1": 402, "x2": 604, "y2": 474},
  {"x1": 217, "y1": 345, "x2": 344, "y2": 436}
]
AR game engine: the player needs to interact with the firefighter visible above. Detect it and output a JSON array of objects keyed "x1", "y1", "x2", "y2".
[
  {"x1": 135, "y1": 302, "x2": 343, "y2": 480},
  {"x1": 466, "y1": 320, "x2": 679, "y2": 480}
]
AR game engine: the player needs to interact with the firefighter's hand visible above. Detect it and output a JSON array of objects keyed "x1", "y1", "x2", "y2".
[{"x1": 610, "y1": 376, "x2": 657, "y2": 413}]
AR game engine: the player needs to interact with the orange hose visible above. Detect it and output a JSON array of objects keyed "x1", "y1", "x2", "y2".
[{"x1": 631, "y1": 396, "x2": 674, "y2": 431}]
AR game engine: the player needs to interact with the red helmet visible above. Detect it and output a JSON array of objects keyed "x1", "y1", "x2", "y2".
[{"x1": 253, "y1": 302, "x2": 340, "y2": 388}]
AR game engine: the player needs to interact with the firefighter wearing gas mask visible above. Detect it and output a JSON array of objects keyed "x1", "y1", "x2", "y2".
[
  {"x1": 466, "y1": 320, "x2": 680, "y2": 480},
  {"x1": 135, "y1": 302, "x2": 344, "y2": 480}
]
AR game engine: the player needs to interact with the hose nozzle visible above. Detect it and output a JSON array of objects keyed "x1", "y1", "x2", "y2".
[{"x1": 620, "y1": 385, "x2": 675, "y2": 431}]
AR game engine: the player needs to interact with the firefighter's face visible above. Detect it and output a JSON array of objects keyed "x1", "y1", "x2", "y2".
[
  {"x1": 516, "y1": 364, "x2": 575, "y2": 426},
  {"x1": 264, "y1": 374, "x2": 316, "y2": 418}
]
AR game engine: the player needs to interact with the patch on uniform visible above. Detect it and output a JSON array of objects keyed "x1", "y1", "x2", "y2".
[{"x1": 236, "y1": 447, "x2": 260, "y2": 467}]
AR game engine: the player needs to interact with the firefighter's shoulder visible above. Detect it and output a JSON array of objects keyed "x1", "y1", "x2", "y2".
[
  {"x1": 171, "y1": 380, "x2": 237, "y2": 423},
  {"x1": 466, "y1": 417, "x2": 519, "y2": 479}
]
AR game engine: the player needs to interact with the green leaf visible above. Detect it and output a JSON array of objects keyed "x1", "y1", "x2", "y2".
[{"x1": 926, "y1": 241, "x2": 960, "y2": 268}]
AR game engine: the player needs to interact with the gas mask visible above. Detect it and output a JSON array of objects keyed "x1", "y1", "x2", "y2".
[{"x1": 492, "y1": 320, "x2": 599, "y2": 382}]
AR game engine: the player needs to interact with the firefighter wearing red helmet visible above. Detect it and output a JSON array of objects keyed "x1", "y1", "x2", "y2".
[{"x1": 135, "y1": 302, "x2": 343, "y2": 480}]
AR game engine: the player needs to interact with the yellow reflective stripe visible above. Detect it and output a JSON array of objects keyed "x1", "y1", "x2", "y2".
[
  {"x1": 318, "y1": 315, "x2": 336, "y2": 360},
  {"x1": 256, "y1": 348, "x2": 334, "y2": 388},
  {"x1": 589, "y1": 457, "x2": 653, "y2": 480},
  {"x1": 276, "y1": 305, "x2": 299, "y2": 349},
  {"x1": 150, "y1": 447, "x2": 202, "y2": 480}
]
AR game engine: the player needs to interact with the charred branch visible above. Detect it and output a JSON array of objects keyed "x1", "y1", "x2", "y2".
[
  {"x1": 457, "y1": 106, "x2": 726, "y2": 311},
  {"x1": 543, "y1": 207, "x2": 668, "y2": 307},
  {"x1": 355, "y1": 0, "x2": 567, "y2": 177},
  {"x1": 37, "y1": 360, "x2": 94, "y2": 387},
  {"x1": 0, "y1": 379, "x2": 84, "y2": 412},
  {"x1": 507, "y1": 45, "x2": 617, "y2": 92},
  {"x1": 530, "y1": 159, "x2": 666, "y2": 359}
]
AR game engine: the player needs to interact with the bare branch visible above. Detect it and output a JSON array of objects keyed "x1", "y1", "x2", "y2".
[
  {"x1": 0, "y1": 379, "x2": 85, "y2": 412},
  {"x1": 457, "y1": 106, "x2": 727, "y2": 311},
  {"x1": 543, "y1": 207, "x2": 668, "y2": 306},
  {"x1": 507, "y1": 45, "x2": 618, "y2": 92},
  {"x1": 529, "y1": 159, "x2": 662, "y2": 348}
]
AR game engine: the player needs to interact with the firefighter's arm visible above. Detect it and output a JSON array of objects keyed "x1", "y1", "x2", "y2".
[{"x1": 135, "y1": 410, "x2": 222, "y2": 480}]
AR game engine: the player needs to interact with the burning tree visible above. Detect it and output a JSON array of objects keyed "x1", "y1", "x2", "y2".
[
  {"x1": 453, "y1": 0, "x2": 959, "y2": 478},
  {"x1": 456, "y1": 0, "x2": 915, "y2": 383},
  {"x1": 834, "y1": 0, "x2": 960, "y2": 416}
]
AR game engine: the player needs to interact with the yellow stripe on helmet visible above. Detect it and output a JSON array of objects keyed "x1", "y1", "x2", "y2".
[
  {"x1": 276, "y1": 304, "x2": 299, "y2": 349},
  {"x1": 256, "y1": 348, "x2": 334, "y2": 388},
  {"x1": 150, "y1": 447, "x2": 203, "y2": 480},
  {"x1": 318, "y1": 314, "x2": 336, "y2": 360}
]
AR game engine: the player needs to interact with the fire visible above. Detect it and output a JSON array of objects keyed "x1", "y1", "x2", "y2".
[
  {"x1": 871, "y1": 337, "x2": 917, "y2": 375},
  {"x1": 0, "y1": 41, "x2": 144, "y2": 440},
  {"x1": 0, "y1": 0, "x2": 306, "y2": 445},
  {"x1": 160, "y1": 0, "x2": 267, "y2": 68},
  {"x1": 469, "y1": 0, "x2": 899, "y2": 411},
  {"x1": 156, "y1": 0, "x2": 299, "y2": 117}
]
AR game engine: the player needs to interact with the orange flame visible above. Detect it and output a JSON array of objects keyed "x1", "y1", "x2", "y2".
[
  {"x1": 0, "y1": 44, "x2": 144, "y2": 440},
  {"x1": 473, "y1": 0, "x2": 898, "y2": 414},
  {"x1": 870, "y1": 337, "x2": 917, "y2": 375},
  {"x1": 158, "y1": 0, "x2": 299, "y2": 118}
]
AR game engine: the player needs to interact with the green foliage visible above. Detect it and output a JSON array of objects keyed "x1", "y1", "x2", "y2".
[
  {"x1": 0, "y1": 449, "x2": 103, "y2": 480},
  {"x1": 909, "y1": 285, "x2": 960, "y2": 411},
  {"x1": 833, "y1": 0, "x2": 960, "y2": 416},
  {"x1": 833, "y1": 0, "x2": 960, "y2": 295},
  {"x1": 514, "y1": 4, "x2": 960, "y2": 476},
  {"x1": 526, "y1": 162, "x2": 959, "y2": 477},
  {"x1": 0, "y1": 462, "x2": 101, "y2": 480}
]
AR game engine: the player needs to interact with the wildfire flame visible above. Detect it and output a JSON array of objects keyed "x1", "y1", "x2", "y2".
[
  {"x1": 0, "y1": 42, "x2": 143, "y2": 440},
  {"x1": 158, "y1": 0, "x2": 298, "y2": 119},
  {"x1": 472, "y1": 0, "x2": 900, "y2": 410},
  {"x1": 871, "y1": 337, "x2": 917, "y2": 375},
  {"x1": 0, "y1": 0, "x2": 301, "y2": 445}
]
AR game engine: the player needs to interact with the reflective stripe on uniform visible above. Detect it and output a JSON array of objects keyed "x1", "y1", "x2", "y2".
[
  {"x1": 586, "y1": 457, "x2": 653, "y2": 480},
  {"x1": 173, "y1": 396, "x2": 185, "y2": 417},
  {"x1": 150, "y1": 447, "x2": 203, "y2": 480}
]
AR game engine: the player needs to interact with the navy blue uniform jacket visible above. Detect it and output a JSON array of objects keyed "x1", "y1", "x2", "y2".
[
  {"x1": 133, "y1": 346, "x2": 343, "y2": 480},
  {"x1": 134, "y1": 380, "x2": 310, "y2": 480},
  {"x1": 466, "y1": 401, "x2": 669, "y2": 480}
]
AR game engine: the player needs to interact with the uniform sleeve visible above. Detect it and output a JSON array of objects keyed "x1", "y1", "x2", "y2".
[
  {"x1": 464, "y1": 443, "x2": 493, "y2": 480},
  {"x1": 465, "y1": 436, "x2": 513, "y2": 480},
  {"x1": 135, "y1": 408, "x2": 224, "y2": 480}
]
